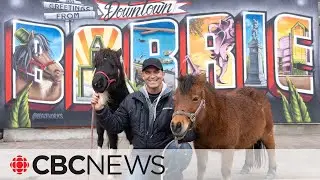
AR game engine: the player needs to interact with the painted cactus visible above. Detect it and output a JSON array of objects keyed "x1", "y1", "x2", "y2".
[
  {"x1": 9, "y1": 82, "x2": 32, "y2": 128},
  {"x1": 278, "y1": 76, "x2": 311, "y2": 123}
]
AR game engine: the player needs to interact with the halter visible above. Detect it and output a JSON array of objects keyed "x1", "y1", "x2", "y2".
[
  {"x1": 18, "y1": 58, "x2": 55, "y2": 73},
  {"x1": 95, "y1": 71, "x2": 117, "y2": 89},
  {"x1": 172, "y1": 99, "x2": 206, "y2": 127},
  {"x1": 17, "y1": 58, "x2": 56, "y2": 82}
]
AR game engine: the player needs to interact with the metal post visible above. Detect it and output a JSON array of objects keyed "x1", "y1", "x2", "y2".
[{"x1": 65, "y1": 20, "x2": 71, "y2": 35}]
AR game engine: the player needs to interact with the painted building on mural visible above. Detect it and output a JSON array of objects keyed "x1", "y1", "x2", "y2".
[
  {"x1": 278, "y1": 22, "x2": 310, "y2": 75},
  {"x1": 0, "y1": 0, "x2": 319, "y2": 129}
]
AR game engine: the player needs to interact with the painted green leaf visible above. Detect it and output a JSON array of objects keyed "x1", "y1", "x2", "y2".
[
  {"x1": 286, "y1": 76, "x2": 302, "y2": 122},
  {"x1": 9, "y1": 83, "x2": 32, "y2": 128},
  {"x1": 18, "y1": 84, "x2": 32, "y2": 128},
  {"x1": 278, "y1": 90, "x2": 292, "y2": 123},
  {"x1": 125, "y1": 78, "x2": 135, "y2": 92},
  {"x1": 126, "y1": 78, "x2": 142, "y2": 92},
  {"x1": 293, "y1": 86, "x2": 311, "y2": 123},
  {"x1": 9, "y1": 100, "x2": 19, "y2": 128}
]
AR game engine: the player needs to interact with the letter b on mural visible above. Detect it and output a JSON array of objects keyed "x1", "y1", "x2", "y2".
[{"x1": 4, "y1": 19, "x2": 65, "y2": 128}]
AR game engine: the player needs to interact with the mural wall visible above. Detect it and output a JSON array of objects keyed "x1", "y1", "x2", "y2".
[{"x1": 0, "y1": 0, "x2": 319, "y2": 128}]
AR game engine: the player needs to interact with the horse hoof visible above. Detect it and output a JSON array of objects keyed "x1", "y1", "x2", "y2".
[
  {"x1": 240, "y1": 165, "x2": 252, "y2": 174},
  {"x1": 265, "y1": 168, "x2": 276, "y2": 180},
  {"x1": 264, "y1": 174, "x2": 276, "y2": 180},
  {"x1": 240, "y1": 168, "x2": 250, "y2": 174},
  {"x1": 222, "y1": 177, "x2": 231, "y2": 180}
]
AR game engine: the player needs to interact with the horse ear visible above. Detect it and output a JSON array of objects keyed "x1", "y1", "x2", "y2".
[
  {"x1": 28, "y1": 30, "x2": 35, "y2": 41},
  {"x1": 199, "y1": 73, "x2": 206, "y2": 81},
  {"x1": 116, "y1": 48, "x2": 122, "y2": 58}
]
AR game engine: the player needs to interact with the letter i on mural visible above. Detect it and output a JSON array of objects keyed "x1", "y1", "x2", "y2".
[{"x1": 42, "y1": 0, "x2": 96, "y2": 34}]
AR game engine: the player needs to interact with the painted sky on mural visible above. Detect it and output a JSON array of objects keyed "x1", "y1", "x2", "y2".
[
  {"x1": 15, "y1": 23, "x2": 63, "y2": 61},
  {"x1": 245, "y1": 14, "x2": 265, "y2": 57},
  {"x1": 133, "y1": 22, "x2": 176, "y2": 71}
]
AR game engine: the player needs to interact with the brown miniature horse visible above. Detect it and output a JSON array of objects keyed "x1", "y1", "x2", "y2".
[{"x1": 170, "y1": 73, "x2": 276, "y2": 180}]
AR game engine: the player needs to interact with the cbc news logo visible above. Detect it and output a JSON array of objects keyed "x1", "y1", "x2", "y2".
[
  {"x1": 10, "y1": 155, "x2": 30, "y2": 175},
  {"x1": 8, "y1": 153, "x2": 165, "y2": 176}
]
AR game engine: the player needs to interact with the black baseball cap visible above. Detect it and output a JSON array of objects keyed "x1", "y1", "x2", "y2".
[{"x1": 142, "y1": 58, "x2": 163, "y2": 71}]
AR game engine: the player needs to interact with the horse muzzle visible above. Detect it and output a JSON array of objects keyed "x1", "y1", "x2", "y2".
[
  {"x1": 43, "y1": 69, "x2": 64, "y2": 83},
  {"x1": 92, "y1": 71, "x2": 117, "y2": 93},
  {"x1": 170, "y1": 119, "x2": 192, "y2": 140},
  {"x1": 92, "y1": 74, "x2": 108, "y2": 93},
  {"x1": 170, "y1": 121, "x2": 183, "y2": 134}
]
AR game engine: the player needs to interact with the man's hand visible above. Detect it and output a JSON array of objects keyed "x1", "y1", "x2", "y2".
[{"x1": 91, "y1": 92, "x2": 108, "y2": 111}]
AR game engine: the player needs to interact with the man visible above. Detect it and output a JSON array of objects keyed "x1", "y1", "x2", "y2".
[{"x1": 91, "y1": 58, "x2": 195, "y2": 179}]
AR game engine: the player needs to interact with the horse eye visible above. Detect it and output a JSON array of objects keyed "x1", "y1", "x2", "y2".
[
  {"x1": 192, "y1": 96, "x2": 199, "y2": 101},
  {"x1": 108, "y1": 63, "x2": 115, "y2": 68}
]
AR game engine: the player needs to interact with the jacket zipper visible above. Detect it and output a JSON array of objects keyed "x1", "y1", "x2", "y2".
[
  {"x1": 144, "y1": 91, "x2": 167, "y2": 147},
  {"x1": 149, "y1": 95, "x2": 162, "y2": 136}
]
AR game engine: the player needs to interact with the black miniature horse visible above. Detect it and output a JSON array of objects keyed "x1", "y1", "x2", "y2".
[{"x1": 91, "y1": 48, "x2": 133, "y2": 163}]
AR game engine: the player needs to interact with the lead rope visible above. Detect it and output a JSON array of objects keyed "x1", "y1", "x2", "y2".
[
  {"x1": 174, "y1": 136, "x2": 181, "y2": 148},
  {"x1": 91, "y1": 107, "x2": 95, "y2": 150},
  {"x1": 87, "y1": 106, "x2": 95, "y2": 180},
  {"x1": 89, "y1": 68, "x2": 97, "y2": 180},
  {"x1": 90, "y1": 68, "x2": 96, "y2": 151}
]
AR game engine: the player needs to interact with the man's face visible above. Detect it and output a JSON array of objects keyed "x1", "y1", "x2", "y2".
[{"x1": 141, "y1": 66, "x2": 165, "y2": 89}]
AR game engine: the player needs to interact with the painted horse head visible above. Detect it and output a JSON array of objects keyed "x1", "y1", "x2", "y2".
[
  {"x1": 13, "y1": 29, "x2": 64, "y2": 100},
  {"x1": 14, "y1": 30, "x2": 63, "y2": 84}
]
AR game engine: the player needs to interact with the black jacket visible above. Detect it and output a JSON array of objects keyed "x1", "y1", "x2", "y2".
[{"x1": 96, "y1": 83, "x2": 196, "y2": 149}]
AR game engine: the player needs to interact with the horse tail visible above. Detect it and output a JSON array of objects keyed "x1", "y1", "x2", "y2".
[{"x1": 253, "y1": 139, "x2": 267, "y2": 169}]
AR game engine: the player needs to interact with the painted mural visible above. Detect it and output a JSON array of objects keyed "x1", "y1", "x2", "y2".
[{"x1": 0, "y1": 0, "x2": 319, "y2": 128}]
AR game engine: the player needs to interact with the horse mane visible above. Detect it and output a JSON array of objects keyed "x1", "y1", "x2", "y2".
[
  {"x1": 177, "y1": 74, "x2": 196, "y2": 95},
  {"x1": 177, "y1": 74, "x2": 209, "y2": 94},
  {"x1": 93, "y1": 48, "x2": 121, "y2": 67},
  {"x1": 13, "y1": 33, "x2": 52, "y2": 71}
]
